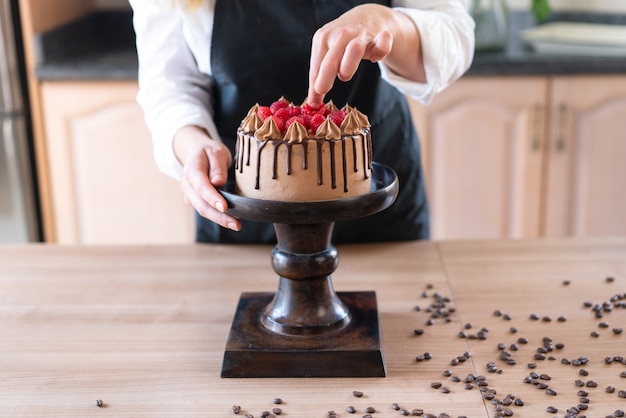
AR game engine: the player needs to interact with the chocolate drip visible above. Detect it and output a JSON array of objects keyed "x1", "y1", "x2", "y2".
[
  {"x1": 272, "y1": 141, "x2": 281, "y2": 179},
  {"x1": 361, "y1": 132, "x2": 369, "y2": 180},
  {"x1": 286, "y1": 142, "x2": 293, "y2": 175},
  {"x1": 341, "y1": 139, "x2": 348, "y2": 192},
  {"x1": 302, "y1": 141, "x2": 308, "y2": 170},
  {"x1": 351, "y1": 137, "x2": 358, "y2": 173},
  {"x1": 329, "y1": 140, "x2": 337, "y2": 189},
  {"x1": 255, "y1": 139, "x2": 267, "y2": 189},
  {"x1": 316, "y1": 140, "x2": 324, "y2": 186}
]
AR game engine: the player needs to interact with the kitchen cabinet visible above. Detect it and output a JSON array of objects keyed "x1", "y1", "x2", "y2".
[
  {"x1": 544, "y1": 75, "x2": 626, "y2": 238},
  {"x1": 410, "y1": 75, "x2": 626, "y2": 240},
  {"x1": 40, "y1": 81, "x2": 195, "y2": 244}
]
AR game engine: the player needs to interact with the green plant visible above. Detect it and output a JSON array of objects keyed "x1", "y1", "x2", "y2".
[{"x1": 532, "y1": 0, "x2": 551, "y2": 22}]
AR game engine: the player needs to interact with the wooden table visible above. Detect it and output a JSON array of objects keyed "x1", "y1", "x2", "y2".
[{"x1": 1, "y1": 238, "x2": 625, "y2": 417}]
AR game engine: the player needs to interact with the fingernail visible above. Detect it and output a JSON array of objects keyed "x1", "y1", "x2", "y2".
[
  {"x1": 215, "y1": 201, "x2": 225, "y2": 213},
  {"x1": 227, "y1": 222, "x2": 239, "y2": 231}
]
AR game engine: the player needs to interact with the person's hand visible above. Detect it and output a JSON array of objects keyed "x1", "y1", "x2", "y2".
[
  {"x1": 307, "y1": 4, "x2": 425, "y2": 107},
  {"x1": 174, "y1": 125, "x2": 241, "y2": 231}
]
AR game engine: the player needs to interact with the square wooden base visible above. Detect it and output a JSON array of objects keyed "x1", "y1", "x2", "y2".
[{"x1": 220, "y1": 291, "x2": 386, "y2": 378}]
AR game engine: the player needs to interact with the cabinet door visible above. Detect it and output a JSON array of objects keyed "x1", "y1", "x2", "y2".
[
  {"x1": 41, "y1": 81, "x2": 195, "y2": 244},
  {"x1": 545, "y1": 75, "x2": 626, "y2": 237},
  {"x1": 409, "y1": 77, "x2": 547, "y2": 240}
]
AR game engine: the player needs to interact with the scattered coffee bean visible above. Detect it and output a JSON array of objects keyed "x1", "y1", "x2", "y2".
[
  {"x1": 546, "y1": 388, "x2": 557, "y2": 396},
  {"x1": 529, "y1": 313, "x2": 540, "y2": 320},
  {"x1": 607, "y1": 276, "x2": 615, "y2": 282},
  {"x1": 272, "y1": 408, "x2": 282, "y2": 415},
  {"x1": 620, "y1": 390, "x2": 626, "y2": 398},
  {"x1": 259, "y1": 411, "x2": 270, "y2": 418},
  {"x1": 621, "y1": 371, "x2": 626, "y2": 378},
  {"x1": 590, "y1": 331, "x2": 600, "y2": 338},
  {"x1": 579, "y1": 369, "x2": 589, "y2": 376},
  {"x1": 607, "y1": 385, "x2": 616, "y2": 393},
  {"x1": 547, "y1": 406, "x2": 558, "y2": 413},
  {"x1": 517, "y1": 337, "x2": 529, "y2": 344},
  {"x1": 579, "y1": 396, "x2": 589, "y2": 403},
  {"x1": 586, "y1": 380, "x2": 598, "y2": 387},
  {"x1": 414, "y1": 328, "x2": 425, "y2": 335},
  {"x1": 96, "y1": 400, "x2": 104, "y2": 408},
  {"x1": 272, "y1": 398, "x2": 282, "y2": 405},
  {"x1": 346, "y1": 405, "x2": 357, "y2": 413},
  {"x1": 557, "y1": 316, "x2": 567, "y2": 322},
  {"x1": 430, "y1": 382, "x2": 442, "y2": 389},
  {"x1": 614, "y1": 328, "x2": 624, "y2": 334},
  {"x1": 599, "y1": 322, "x2": 610, "y2": 328},
  {"x1": 365, "y1": 406, "x2": 375, "y2": 413},
  {"x1": 578, "y1": 390, "x2": 589, "y2": 396},
  {"x1": 352, "y1": 391, "x2": 364, "y2": 398}
]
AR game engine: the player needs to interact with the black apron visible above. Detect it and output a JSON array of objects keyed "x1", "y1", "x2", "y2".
[{"x1": 196, "y1": 0, "x2": 430, "y2": 243}]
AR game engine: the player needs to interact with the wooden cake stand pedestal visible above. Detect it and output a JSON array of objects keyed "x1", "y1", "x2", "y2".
[{"x1": 219, "y1": 163, "x2": 398, "y2": 378}]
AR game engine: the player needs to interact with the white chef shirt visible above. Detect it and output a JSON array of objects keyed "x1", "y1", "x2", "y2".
[{"x1": 129, "y1": 0, "x2": 475, "y2": 180}]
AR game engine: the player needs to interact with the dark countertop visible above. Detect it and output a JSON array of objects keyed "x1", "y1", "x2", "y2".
[{"x1": 34, "y1": 11, "x2": 626, "y2": 81}]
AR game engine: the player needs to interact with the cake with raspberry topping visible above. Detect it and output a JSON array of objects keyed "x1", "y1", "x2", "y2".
[{"x1": 234, "y1": 97, "x2": 373, "y2": 201}]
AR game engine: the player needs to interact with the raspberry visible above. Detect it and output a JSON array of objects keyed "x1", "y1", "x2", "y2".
[
  {"x1": 270, "y1": 100, "x2": 289, "y2": 114},
  {"x1": 273, "y1": 107, "x2": 290, "y2": 123},
  {"x1": 257, "y1": 106, "x2": 272, "y2": 120},
  {"x1": 271, "y1": 115, "x2": 285, "y2": 132},
  {"x1": 309, "y1": 113, "x2": 326, "y2": 133},
  {"x1": 329, "y1": 110, "x2": 347, "y2": 127},
  {"x1": 286, "y1": 116, "x2": 305, "y2": 130},
  {"x1": 287, "y1": 105, "x2": 301, "y2": 117},
  {"x1": 301, "y1": 102, "x2": 324, "y2": 116},
  {"x1": 300, "y1": 114, "x2": 312, "y2": 130}
]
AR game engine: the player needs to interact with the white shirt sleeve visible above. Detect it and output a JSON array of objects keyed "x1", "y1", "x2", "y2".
[
  {"x1": 386, "y1": 0, "x2": 475, "y2": 104},
  {"x1": 130, "y1": 0, "x2": 220, "y2": 180}
]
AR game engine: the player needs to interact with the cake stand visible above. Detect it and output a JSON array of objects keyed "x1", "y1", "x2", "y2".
[{"x1": 219, "y1": 162, "x2": 398, "y2": 378}]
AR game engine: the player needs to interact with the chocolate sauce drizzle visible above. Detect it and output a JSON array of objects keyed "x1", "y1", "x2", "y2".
[{"x1": 234, "y1": 128, "x2": 372, "y2": 192}]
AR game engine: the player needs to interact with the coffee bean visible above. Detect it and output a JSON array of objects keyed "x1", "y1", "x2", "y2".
[
  {"x1": 579, "y1": 397, "x2": 589, "y2": 403},
  {"x1": 414, "y1": 328, "x2": 425, "y2": 335},
  {"x1": 529, "y1": 313, "x2": 540, "y2": 320},
  {"x1": 272, "y1": 408, "x2": 282, "y2": 415},
  {"x1": 542, "y1": 316, "x2": 552, "y2": 322},
  {"x1": 579, "y1": 369, "x2": 589, "y2": 376},
  {"x1": 575, "y1": 379, "x2": 585, "y2": 387},
  {"x1": 96, "y1": 400, "x2": 104, "y2": 407},
  {"x1": 411, "y1": 408, "x2": 424, "y2": 415},
  {"x1": 346, "y1": 406, "x2": 357, "y2": 414},
  {"x1": 621, "y1": 371, "x2": 626, "y2": 378},
  {"x1": 259, "y1": 411, "x2": 270, "y2": 418},
  {"x1": 430, "y1": 382, "x2": 442, "y2": 389},
  {"x1": 546, "y1": 388, "x2": 557, "y2": 396},
  {"x1": 503, "y1": 314, "x2": 512, "y2": 321},
  {"x1": 514, "y1": 398, "x2": 524, "y2": 406},
  {"x1": 352, "y1": 391, "x2": 364, "y2": 398},
  {"x1": 527, "y1": 363, "x2": 537, "y2": 369},
  {"x1": 440, "y1": 387, "x2": 451, "y2": 394},
  {"x1": 391, "y1": 403, "x2": 401, "y2": 411},
  {"x1": 578, "y1": 390, "x2": 589, "y2": 396},
  {"x1": 607, "y1": 276, "x2": 615, "y2": 282},
  {"x1": 547, "y1": 406, "x2": 558, "y2": 413},
  {"x1": 615, "y1": 410, "x2": 625, "y2": 417},
  {"x1": 614, "y1": 328, "x2": 624, "y2": 334},
  {"x1": 557, "y1": 316, "x2": 567, "y2": 322},
  {"x1": 590, "y1": 331, "x2": 600, "y2": 338},
  {"x1": 272, "y1": 398, "x2": 282, "y2": 405},
  {"x1": 517, "y1": 337, "x2": 529, "y2": 344},
  {"x1": 620, "y1": 390, "x2": 626, "y2": 398},
  {"x1": 365, "y1": 406, "x2": 375, "y2": 413},
  {"x1": 586, "y1": 380, "x2": 598, "y2": 387},
  {"x1": 599, "y1": 322, "x2": 610, "y2": 328}
]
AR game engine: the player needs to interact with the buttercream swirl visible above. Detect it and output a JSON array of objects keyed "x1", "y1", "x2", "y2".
[
  {"x1": 284, "y1": 121, "x2": 308, "y2": 143},
  {"x1": 325, "y1": 100, "x2": 339, "y2": 114},
  {"x1": 343, "y1": 105, "x2": 370, "y2": 128},
  {"x1": 255, "y1": 117, "x2": 283, "y2": 141},
  {"x1": 340, "y1": 110, "x2": 362, "y2": 136},
  {"x1": 315, "y1": 118, "x2": 341, "y2": 140},
  {"x1": 241, "y1": 111, "x2": 263, "y2": 133}
]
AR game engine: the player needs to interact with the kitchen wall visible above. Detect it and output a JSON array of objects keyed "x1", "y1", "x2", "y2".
[
  {"x1": 93, "y1": 0, "x2": 626, "y2": 13},
  {"x1": 508, "y1": 0, "x2": 626, "y2": 13}
]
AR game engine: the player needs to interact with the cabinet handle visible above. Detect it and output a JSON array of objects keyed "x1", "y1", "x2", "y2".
[
  {"x1": 556, "y1": 103, "x2": 567, "y2": 152},
  {"x1": 532, "y1": 104, "x2": 542, "y2": 152}
]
